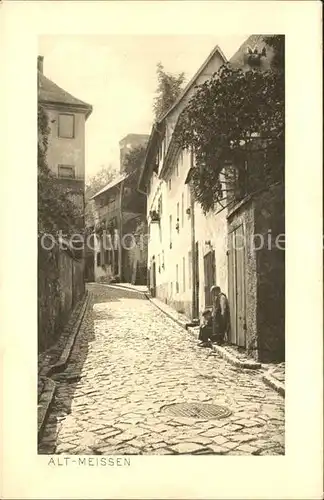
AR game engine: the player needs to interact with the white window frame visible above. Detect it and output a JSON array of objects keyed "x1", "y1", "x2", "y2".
[
  {"x1": 58, "y1": 113, "x2": 75, "y2": 139},
  {"x1": 57, "y1": 164, "x2": 75, "y2": 179}
]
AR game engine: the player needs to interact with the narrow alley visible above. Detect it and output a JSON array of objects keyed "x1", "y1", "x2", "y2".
[{"x1": 39, "y1": 284, "x2": 284, "y2": 456}]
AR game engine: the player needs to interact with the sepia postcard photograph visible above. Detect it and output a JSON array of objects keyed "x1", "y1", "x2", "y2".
[
  {"x1": 1, "y1": 1, "x2": 322, "y2": 499},
  {"x1": 37, "y1": 33, "x2": 285, "y2": 457}
]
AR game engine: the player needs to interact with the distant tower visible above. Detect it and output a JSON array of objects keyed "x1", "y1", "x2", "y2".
[{"x1": 119, "y1": 134, "x2": 149, "y2": 173}]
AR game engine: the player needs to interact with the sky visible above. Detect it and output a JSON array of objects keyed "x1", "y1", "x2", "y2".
[{"x1": 39, "y1": 35, "x2": 247, "y2": 180}]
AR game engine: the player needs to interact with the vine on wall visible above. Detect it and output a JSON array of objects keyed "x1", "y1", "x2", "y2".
[{"x1": 175, "y1": 36, "x2": 285, "y2": 213}]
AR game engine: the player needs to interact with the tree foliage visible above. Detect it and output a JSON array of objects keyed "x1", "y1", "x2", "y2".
[
  {"x1": 175, "y1": 36, "x2": 285, "y2": 213},
  {"x1": 123, "y1": 144, "x2": 147, "y2": 180},
  {"x1": 153, "y1": 62, "x2": 185, "y2": 119},
  {"x1": 38, "y1": 105, "x2": 82, "y2": 236}
]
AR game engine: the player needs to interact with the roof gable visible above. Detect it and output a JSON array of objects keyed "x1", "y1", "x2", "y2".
[
  {"x1": 138, "y1": 45, "x2": 227, "y2": 191},
  {"x1": 158, "y1": 45, "x2": 227, "y2": 124},
  {"x1": 91, "y1": 173, "x2": 128, "y2": 200},
  {"x1": 38, "y1": 71, "x2": 92, "y2": 116}
]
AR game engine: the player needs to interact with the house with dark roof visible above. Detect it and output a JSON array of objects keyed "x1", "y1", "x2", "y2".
[
  {"x1": 38, "y1": 55, "x2": 92, "y2": 225},
  {"x1": 90, "y1": 139, "x2": 147, "y2": 285}
]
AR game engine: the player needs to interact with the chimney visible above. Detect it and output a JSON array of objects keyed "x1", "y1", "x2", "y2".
[{"x1": 37, "y1": 56, "x2": 44, "y2": 74}]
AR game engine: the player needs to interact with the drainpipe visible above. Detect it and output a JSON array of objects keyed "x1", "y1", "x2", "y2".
[
  {"x1": 190, "y1": 148, "x2": 197, "y2": 321},
  {"x1": 118, "y1": 181, "x2": 124, "y2": 280}
]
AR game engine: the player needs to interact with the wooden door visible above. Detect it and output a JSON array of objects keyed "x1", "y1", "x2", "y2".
[
  {"x1": 235, "y1": 225, "x2": 246, "y2": 347},
  {"x1": 204, "y1": 250, "x2": 216, "y2": 307},
  {"x1": 228, "y1": 225, "x2": 246, "y2": 347}
]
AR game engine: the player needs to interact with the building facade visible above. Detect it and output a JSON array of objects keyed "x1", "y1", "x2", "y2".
[
  {"x1": 138, "y1": 45, "x2": 227, "y2": 320},
  {"x1": 92, "y1": 134, "x2": 149, "y2": 285},
  {"x1": 38, "y1": 55, "x2": 92, "y2": 226},
  {"x1": 139, "y1": 37, "x2": 285, "y2": 363}
]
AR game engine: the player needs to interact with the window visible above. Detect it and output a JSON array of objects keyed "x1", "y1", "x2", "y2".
[
  {"x1": 96, "y1": 252, "x2": 101, "y2": 267},
  {"x1": 169, "y1": 215, "x2": 172, "y2": 248},
  {"x1": 176, "y1": 264, "x2": 179, "y2": 293},
  {"x1": 181, "y1": 193, "x2": 184, "y2": 227},
  {"x1": 179, "y1": 150, "x2": 184, "y2": 166},
  {"x1": 162, "y1": 250, "x2": 165, "y2": 270},
  {"x1": 58, "y1": 164, "x2": 75, "y2": 179},
  {"x1": 159, "y1": 142, "x2": 163, "y2": 164},
  {"x1": 187, "y1": 184, "x2": 191, "y2": 209},
  {"x1": 183, "y1": 256, "x2": 186, "y2": 292},
  {"x1": 58, "y1": 113, "x2": 75, "y2": 139},
  {"x1": 188, "y1": 251, "x2": 192, "y2": 289},
  {"x1": 158, "y1": 254, "x2": 161, "y2": 272},
  {"x1": 177, "y1": 202, "x2": 179, "y2": 220},
  {"x1": 108, "y1": 196, "x2": 116, "y2": 211}
]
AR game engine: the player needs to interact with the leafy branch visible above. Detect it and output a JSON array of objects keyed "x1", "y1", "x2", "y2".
[
  {"x1": 175, "y1": 36, "x2": 285, "y2": 213},
  {"x1": 153, "y1": 62, "x2": 185, "y2": 119}
]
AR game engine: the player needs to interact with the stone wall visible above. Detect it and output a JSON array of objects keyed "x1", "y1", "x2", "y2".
[
  {"x1": 254, "y1": 183, "x2": 285, "y2": 362},
  {"x1": 38, "y1": 241, "x2": 85, "y2": 353},
  {"x1": 227, "y1": 182, "x2": 285, "y2": 363},
  {"x1": 156, "y1": 282, "x2": 192, "y2": 318}
]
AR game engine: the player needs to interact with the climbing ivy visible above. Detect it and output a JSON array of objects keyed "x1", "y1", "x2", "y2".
[{"x1": 175, "y1": 36, "x2": 285, "y2": 213}]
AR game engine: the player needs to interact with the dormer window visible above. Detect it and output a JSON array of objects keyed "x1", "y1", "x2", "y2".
[{"x1": 58, "y1": 113, "x2": 75, "y2": 139}]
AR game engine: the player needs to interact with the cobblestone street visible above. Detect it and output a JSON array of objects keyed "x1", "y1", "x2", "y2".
[{"x1": 39, "y1": 284, "x2": 285, "y2": 456}]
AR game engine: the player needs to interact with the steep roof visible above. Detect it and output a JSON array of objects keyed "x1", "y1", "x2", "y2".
[
  {"x1": 119, "y1": 133, "x2": 150, "y2": 145},
  {"x1": 138, "y1": 45, "x2": 227, "y2": 191},
  {"x1": 90, "y1": 173, "x2": 128, "y2": 200},
  {"x1": 38, "y1": 71, "x2": 93, "y2": 117},
  {"x1": 158, "y1": 45, "x2": 227, "y2": 123}
]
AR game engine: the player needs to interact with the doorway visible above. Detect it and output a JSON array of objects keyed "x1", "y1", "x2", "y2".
[
  {"x1": 228, "y1": 224, "x2": 246, "y2": 347},
  {"x1": 204, "y1": 250, "x2": 216, "y2": 308}
]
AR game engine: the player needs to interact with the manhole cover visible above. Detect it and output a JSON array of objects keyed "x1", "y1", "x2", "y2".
[{"x1": 161, "y1": 402, "x2": 231, "y2": 420}]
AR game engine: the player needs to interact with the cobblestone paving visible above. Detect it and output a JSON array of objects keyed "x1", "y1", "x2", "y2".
[{"x1": 39, "y1": 284, "x2": 285, "y2": 456}]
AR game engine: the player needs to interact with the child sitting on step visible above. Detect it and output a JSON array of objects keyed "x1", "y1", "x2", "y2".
[{"x1": 197, "y1": 309, "x2": 214, "y2": 348}]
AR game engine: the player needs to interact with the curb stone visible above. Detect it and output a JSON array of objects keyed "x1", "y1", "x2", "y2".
[
  {"x1": 37, "y1": 377, "x2": 56, "y2": 440},
  {"x1": 147, "y1": 296, "x2": 283, "y2": 395},
  {"x1": 262, "y1": 372, "x2": 285, "y2": 397},
  {"x1": 144, "y1": 293, "x2": 190, "y2": 330},
  {"x1": 37, "y1": 291, "x2": 90, "y2": 440},
  {"x1": 211, "y1": 344, "x2": 261, "y2": 370},
  {"x1": 148, "y1": 295, "x2": 261, "y2": 371},
  {"x1": 46, "y1": 291, "x2": 90, "y2": 377},
  {"x1": 186, "y1": 326, "x2": 261, "y2": 370},
  {"x1": 96, "y1": 283, "x2": 148, "y2": 294}
]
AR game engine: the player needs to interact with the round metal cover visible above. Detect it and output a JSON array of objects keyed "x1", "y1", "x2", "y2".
[{"x1": 161, "y1": 402, "x2": 231, "y2": 420}]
